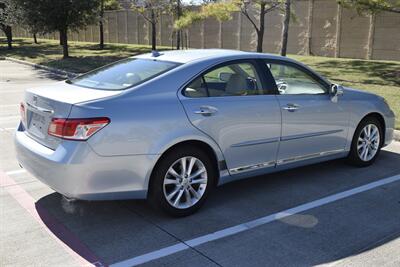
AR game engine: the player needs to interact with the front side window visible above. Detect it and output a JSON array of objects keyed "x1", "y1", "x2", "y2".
[
  {"x1": 266, "y1": 62, "x2": 327, "y2": 95},
  {"x1": 184, "y1": 62, "x2": 266, "y2": 98},
  {"x1": 69, "y1": 58, "x2": 179, "y2": 90}
]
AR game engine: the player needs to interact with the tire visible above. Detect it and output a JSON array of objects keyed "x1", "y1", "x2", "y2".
[
  {"x1": 347, "y1": 116, "x2": 383, "y2": 167},
  {"x1": 148, "y1": 146, "x2": 216, "y2": 217}
]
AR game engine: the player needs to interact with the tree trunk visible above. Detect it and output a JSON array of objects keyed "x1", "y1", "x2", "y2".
[
  {"x1": 99, "y1": 0, "x2": 104, "y2": 50},
  {"x1": 176, "y1": 0, "x2": 182, "y2": 50},
  {"x1": 280, "y1": 0, "x2": 291, "y2": 56},
  {"x1": 3, "y1": 26, "x2": 13, "y2": 50},
  {"x1": 256, "y1": 3, "x2": 266, "y2": 53},
  {"x1": 33, "y1": 33, "x2": 38, "y2": 44},
  {"x1": 99, "y1": 20, "x2": 104, "y2": 49},
  {"x1": 59, "y1": 30, "x2": 64, "y2": 46},
  {"x1": 150, "y1": 10, "x2": 156, "y2": 50},
  {"x1": 60, "y1": 29, "x2": 69, "y2": 58}
]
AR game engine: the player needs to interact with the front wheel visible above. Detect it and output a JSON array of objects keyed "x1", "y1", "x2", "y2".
[
  {"x1": 149, "y1": 147, "x2": 216, "y2": 216},
  {"x1": 347, "y1": 117, "x2": 382, "y2": 167}
]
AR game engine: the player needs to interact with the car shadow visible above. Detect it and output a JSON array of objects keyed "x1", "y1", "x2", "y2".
[{"x1": 35, "y1": 149, "x2": 400, "y2": 266}]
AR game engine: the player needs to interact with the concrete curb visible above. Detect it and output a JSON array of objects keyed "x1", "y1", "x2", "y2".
[
  {"x1": 394, "y1": 130, "x2": 400, "y2": 142},
  {"x1": 3, "y1": 57, "x2": 78, "y2": 78}
]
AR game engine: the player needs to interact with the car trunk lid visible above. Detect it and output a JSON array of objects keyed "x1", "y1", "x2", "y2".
[{"x1": 23, "y1": 81, "x2": 121, "y2": 149}]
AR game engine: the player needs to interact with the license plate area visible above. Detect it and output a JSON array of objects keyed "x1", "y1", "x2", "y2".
[{"x1": 28, "y1": 111, "x2": 49, "y2": 139}]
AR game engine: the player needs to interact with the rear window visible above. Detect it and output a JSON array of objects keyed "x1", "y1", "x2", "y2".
[{"x1": 69, "y1": 58, "x2": 179, "y2": 90}]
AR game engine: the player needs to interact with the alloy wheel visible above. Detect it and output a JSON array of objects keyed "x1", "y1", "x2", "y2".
[
  {"x1": 163, "y1": 156, "x2": 208, "y2": 209},
  {"x1": 357, "y1": 124, "x2": 380, "y2": 162}
]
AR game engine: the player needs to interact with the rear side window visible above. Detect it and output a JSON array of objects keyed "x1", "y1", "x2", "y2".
[
  {"x1": 69, "y1": 58, "x2": 179, "y2": 90},
  {"x1": 184, "y1": 61, "x2": 267, "y2": 98}
]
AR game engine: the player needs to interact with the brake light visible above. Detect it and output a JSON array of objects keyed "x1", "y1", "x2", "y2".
[
  {"x1": 48, "y1": 117, "x2": 110, "y2": 140},
  {"x1": 20, "y1": 102, "x2": 26, "y2": 126}
]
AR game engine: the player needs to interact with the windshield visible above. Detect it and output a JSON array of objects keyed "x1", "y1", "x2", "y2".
[{"x1": 69, "y1": 58, "x2": 180, "y2": 90}]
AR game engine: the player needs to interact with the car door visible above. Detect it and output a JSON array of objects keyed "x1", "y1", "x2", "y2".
[
  {"x1": 179, "y1": 59, "x2": 281, "y2": 175},
  {"x1": 263, "y1": 60, "x2": 349, "y2": 165}
]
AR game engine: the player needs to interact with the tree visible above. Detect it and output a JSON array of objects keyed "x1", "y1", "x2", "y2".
[
  {"x1": 174, "y1": 0, "x2": 183, "y2": 49},
  {"x1": 0, "y1": 0, "x2": 22, "y2": 49},
  {"x1": 239, "y1": 0, "x2": 283, "y2": 52},
  {"x1": 132, "y1": 0, "x2": 170, "y2": 51},
  {"x1": 280, "y1": 0, "x2": 291, "y2": 56},
  {"x1": 175, "y1": 0, "x2": 284, "y2": 53},
  {"x1": 99, "y1": 0, "x2": 120, "y2": 50},
  {"x1": 20, "y1": 0, "x2": 100, "y2": 58},
  {"x1": 14, "y1": 0, "x2": 44, "y2": 44},
  {"x1": 337, "y1": 0, "x2": 400, "y2": 14}
]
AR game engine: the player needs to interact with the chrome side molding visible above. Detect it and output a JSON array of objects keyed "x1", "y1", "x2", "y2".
[
  {"x1": 229, "y1": 149, "x2": 345, "y2": 174},
  {"x1": 230, "y1": 160, "x2": 275, "y2": 174},
  {"x1": 276, "y1": 149, "x2": 345, "y2": 165}
]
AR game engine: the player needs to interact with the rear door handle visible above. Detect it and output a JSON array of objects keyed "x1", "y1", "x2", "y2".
[
  {"x1": 283, "y1": 103, "x2": 300, "y2": 112},
  {"x1": 194, "y1": 106, "x2": 218, "y2": 116}
]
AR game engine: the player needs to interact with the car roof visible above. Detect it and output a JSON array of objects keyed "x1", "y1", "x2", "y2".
[{"x1": 133, "y1": 49, "x2": 288, "y2": 64}]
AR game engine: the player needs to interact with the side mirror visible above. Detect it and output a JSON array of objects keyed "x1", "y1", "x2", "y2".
[
  {"x1": 219, "y1": 72, "x2": 232, "y2": 82},
  {"x1": 330, "y1": 84, "x2": 344, "y2": 103}
]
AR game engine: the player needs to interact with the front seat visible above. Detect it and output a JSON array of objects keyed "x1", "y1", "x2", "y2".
[{"x1": 225, "y1": 74, "x2": 248, "y2": 96}]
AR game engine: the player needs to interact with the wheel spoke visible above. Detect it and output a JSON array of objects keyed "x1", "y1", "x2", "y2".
[
  {"x1": 180, "y1": 158, "x2": 187, "y2": 176},
  {"x1": 189, "y1": 167, "x2": 206, "y2": 180},
  {"x1": 357, "y1": 143, "x2": 364, "y2": 150},
  {"x1": 173, "y1": 189, "x2": 184, "y2": 206},
  {"x1": 191, "y1": 178, "x2": 207, "y2": 185},
  {"x1": 363, "y1": 146, "x2": 369, "y2": 160},
  {"x1": 168, "y1": 168, "x2": 181, "y2": 179},
  {"x1": 188, "y1": 185, "x2": 200, "y2": 199},
  {"x1": 187, "y1": 157, "x2": 196, "y2": 176},
  {"x1": 167, "y1": 186, "x2": 180, "y2": 200},
  {"x1": 164, "y1": 178, "x2": 179, "y2": 185},
  {"x1": 184, "y1": 188, "x2": 192, "y2": 205},
  {"x1": 370, "y1": 127, "x2": 378, "y2": 139}
]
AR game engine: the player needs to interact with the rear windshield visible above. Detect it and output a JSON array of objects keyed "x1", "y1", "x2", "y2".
[{"x1": 69, "y1": 58, "x2": 179, "y2": 90}]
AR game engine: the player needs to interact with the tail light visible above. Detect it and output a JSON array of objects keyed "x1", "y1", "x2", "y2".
[
  {"x1": 20, "y1": 102, "x2": 26, "y2": 126},
  {"x1": 48, "y1": 117, "x2": 110, "y2": 140}
]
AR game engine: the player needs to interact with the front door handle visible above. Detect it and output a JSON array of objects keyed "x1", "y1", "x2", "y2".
[
  {"x1": 283, "y1": 103, "x2": 300, "y2": 112},
  {"x1": 194, "y1": 106, "x2": 218, "y2": 116}
]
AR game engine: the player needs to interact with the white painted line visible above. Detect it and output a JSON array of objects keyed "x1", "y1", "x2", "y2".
[
  {"x1": 0, "y1": 104, "x2": 19, "y2": 108},
  {"x1": 110, "y1": 174, "x2": 400, "y2": 267},
  {"x1": 0, "y1": 115, "x2": 20, "y2": 121},
  {"x1": 5, "y1": 169, "x2": 27, "y2": 176}
]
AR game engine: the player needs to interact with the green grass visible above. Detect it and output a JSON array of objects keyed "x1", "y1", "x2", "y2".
[
  {"x1": 0, "y1": 38, "x2": 169, "y2": 73},
  {"x1": 1, "y1": 38, "x2": 399, "y2": 128}
]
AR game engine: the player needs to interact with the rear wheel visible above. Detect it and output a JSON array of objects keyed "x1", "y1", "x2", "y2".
[
  {"x1": 149, "y1": 147, "x2": 216, "y2": 216},
  {"x1": 347, "y1": 117, "x2": 382, "y2": 167}
]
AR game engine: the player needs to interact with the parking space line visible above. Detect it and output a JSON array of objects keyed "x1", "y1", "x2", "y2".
[
  {"x1": 5, "y1": 169, "x2": 26, "y2": 176},
  {"x1": 110, "y1": 174, "x2": 400, "y2": 267},
  {"x1": 0, "y1": 170, "x2": 104, "y2": 267}
]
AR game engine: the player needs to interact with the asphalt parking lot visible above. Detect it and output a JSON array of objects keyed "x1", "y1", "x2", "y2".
[{"x1": 1, "y1": 60, "x2": 400, "y2": 267}]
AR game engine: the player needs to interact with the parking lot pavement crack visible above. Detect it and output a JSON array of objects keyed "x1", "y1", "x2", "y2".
[{"x1": 120, "y1": 202, "x2": 223, "y2": 267}]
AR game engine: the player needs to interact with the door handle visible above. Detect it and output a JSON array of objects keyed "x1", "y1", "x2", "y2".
[
  {"x1": 283, "y1": 103, "x2": 300, "y2": 112},
  {"x1": 194, "y1": 106, "x2": 218, "y2": 116}
]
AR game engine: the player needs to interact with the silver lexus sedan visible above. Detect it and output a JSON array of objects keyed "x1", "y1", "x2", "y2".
[{"x1": 15, "y1": 49, "x2": 395, "y2": 216}]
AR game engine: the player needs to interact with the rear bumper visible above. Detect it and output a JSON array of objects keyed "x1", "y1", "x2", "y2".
[{"x1": 14, "y1": 125, "x2": 157, "y2": 200}]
